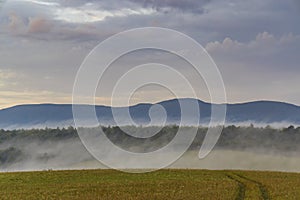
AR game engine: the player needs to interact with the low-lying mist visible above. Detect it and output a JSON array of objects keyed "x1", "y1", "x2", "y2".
[{"x1": 1, "y1": 125, "x2": 300, "y2": 172}]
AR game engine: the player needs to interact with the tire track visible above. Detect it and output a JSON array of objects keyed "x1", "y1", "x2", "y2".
[
  {"x1": 226, "y1": 174, "x2": 246, "y2": 200},
  {"x1": 233, "y1": 173, "x2": 270, "y2": 200}
]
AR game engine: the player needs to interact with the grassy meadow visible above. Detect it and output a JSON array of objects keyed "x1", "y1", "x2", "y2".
[{"x1": 0, "y1": 169, "x2": 299, "y2": 199}]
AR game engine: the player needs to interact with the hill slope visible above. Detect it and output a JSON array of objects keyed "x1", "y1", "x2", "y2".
[{"x1": 0, "y1": 99, "x2": 299, "y2": 129}]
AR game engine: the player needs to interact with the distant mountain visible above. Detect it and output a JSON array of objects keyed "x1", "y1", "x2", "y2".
[{"x1": 0, "y1": 99, "x2": 300, "y2": 129}]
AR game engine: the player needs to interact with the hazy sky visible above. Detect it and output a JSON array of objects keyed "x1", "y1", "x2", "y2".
[{"x1": 0, "y1": 0, "x2": 300, "y2": 108}]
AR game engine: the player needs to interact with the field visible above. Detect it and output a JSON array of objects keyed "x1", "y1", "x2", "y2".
[{"x1": 0, "y1": 169, "x2": 299, "y2": 199}]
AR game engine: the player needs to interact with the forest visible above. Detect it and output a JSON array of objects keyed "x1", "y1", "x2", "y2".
[{"x1": 0, "y1": 125, "x2": 300, "y2": 169}]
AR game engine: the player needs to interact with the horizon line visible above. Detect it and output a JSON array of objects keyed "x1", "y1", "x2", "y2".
[{"x1": 1, "y1": 97, "x2": 299, "y2": 111}]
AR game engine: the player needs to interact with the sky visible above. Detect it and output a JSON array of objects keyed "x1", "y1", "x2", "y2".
[{"x1": 0, "y1": 0, "x2": 300, "y2": 109}]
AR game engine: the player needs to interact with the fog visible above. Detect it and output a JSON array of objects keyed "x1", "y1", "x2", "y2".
[
  {"x1": 2, "y1": 120, "x2": 300, "y2": 131},
  {"x1": 1, "y1": 126, "x2": 300, "y2": 172},
  {"x1": 0, "y1": 138, "x2": 94, "y2": 172}
]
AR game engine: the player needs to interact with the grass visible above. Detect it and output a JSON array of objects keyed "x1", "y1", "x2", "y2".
[{"x1": 0, "y1": 169, "x2": 299, "y2": 199}]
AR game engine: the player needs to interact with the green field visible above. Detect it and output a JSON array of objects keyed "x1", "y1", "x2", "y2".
[{"x1": 0, "y1": 169, "x2": 300, "y2": 199}]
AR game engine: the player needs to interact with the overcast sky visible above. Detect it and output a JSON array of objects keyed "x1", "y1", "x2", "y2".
[{"x1": 0, "y1": 0, "x2": 300, "y2": 108}]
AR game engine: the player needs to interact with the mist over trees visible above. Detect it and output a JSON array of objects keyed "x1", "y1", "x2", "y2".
[{"x1": 1, "y1": 125, "x2": 300, "y2": 170}]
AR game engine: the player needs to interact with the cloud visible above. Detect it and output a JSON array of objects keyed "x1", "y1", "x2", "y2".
[
  {"x1": 205, "y1": 32, "x2": 300, "y2": 105},
  {"x1": 0, "y1": 0, "x2": 300, "y2": 108},
  {"x1": 0, "y1": 88, "x2": 114, "y2": 109},
  {"x1": 51, "y1": 0, "x2": 210, "y2": 14},
  {"x1": 206, "y1": 32, "x2": 300, "y2": 66},
  {"x1": 28, "y1": 17, "x2": 52, "y2": 33},
  {"x1": 2, "y1": 0, "x2": 300, "y2": 43},
  {"x1": 0, "y1": 0, "x2": 5, "y2": 8},
  {"x1": 7, "y1": 12, "x2": 25, "y2": 33},
  {"x1": 0, "y1": 69, "x2": 17, "y2": 79},
  {"x1": 2, "y1": 11, "x2": 117, "y2": 41},
  {"x1": 0, "y1": 69, "x2": 20, "y2": 90},
  {"x1": 13, "y1": 0, "x2": 59, "y2": 7},
  {"x1": 0, "y1": 90, "x2": 71, "y2": 109},
  {"x1": 52, "y1": 6, "x2": 155, "y2": 23},
  {"x1": 128, "y1": 0, "x2": 210, "y2": 13},
  {"x1": 1, "y1": 0, "x2": 157, "y2": 41}
]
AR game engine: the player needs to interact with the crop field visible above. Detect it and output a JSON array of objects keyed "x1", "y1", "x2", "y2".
[{"x1": 0, "y1": 169, "x2": 300, "y2": 199}]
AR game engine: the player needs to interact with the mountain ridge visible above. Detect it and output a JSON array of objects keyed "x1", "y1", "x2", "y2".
[
  {"x1": 2, "y1": 98, "x2": 299, "y2": 111},
  {"x1": 0, "y1": 98, "x2": 300, "y2": 129}
]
